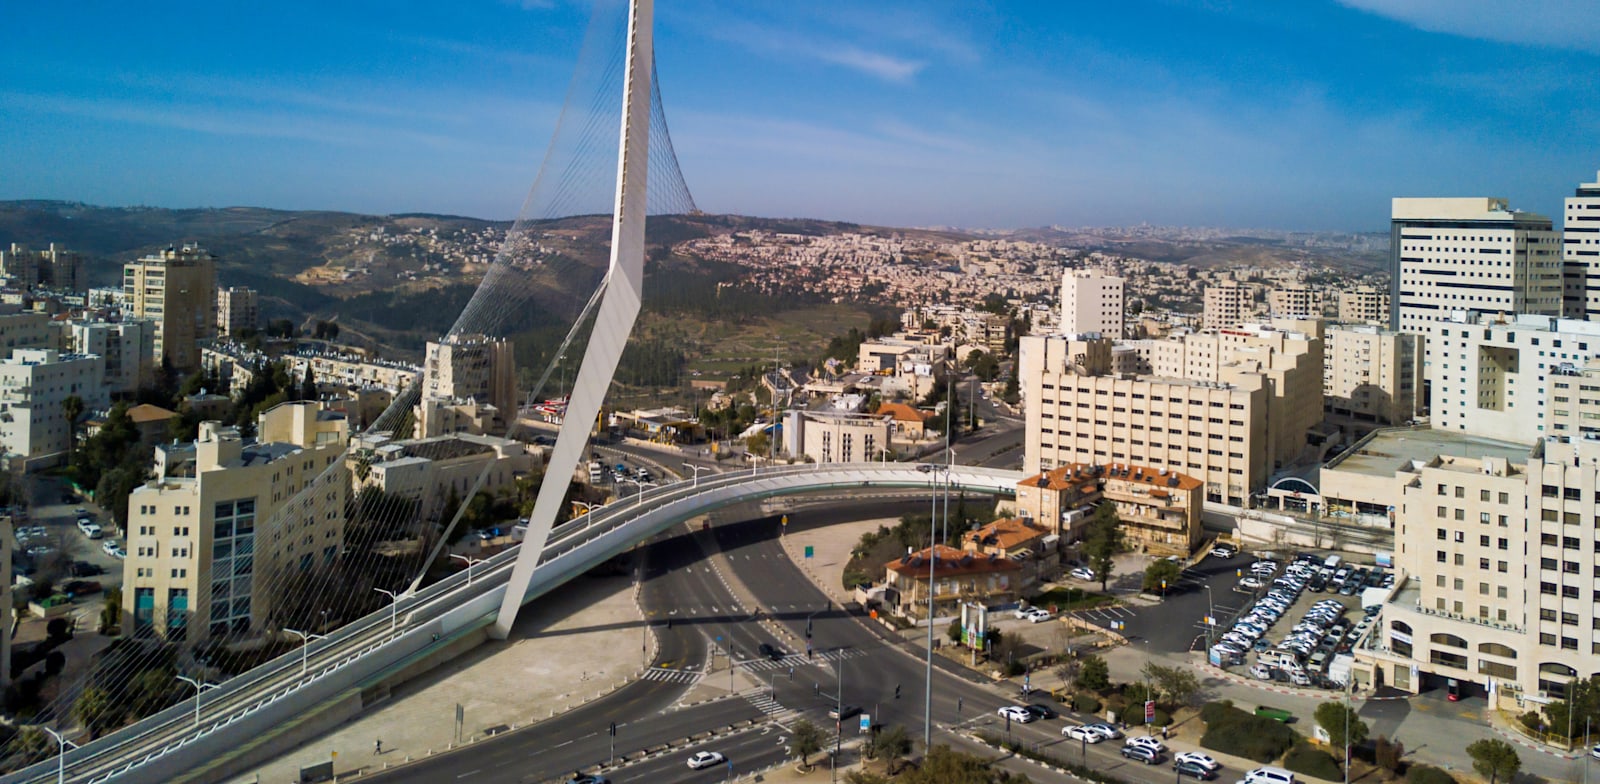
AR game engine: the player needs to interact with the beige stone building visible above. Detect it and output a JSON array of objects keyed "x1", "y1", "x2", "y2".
[
  {"x1": 1355, "y1": 436, "x2": 1600, "y2": 706},
  {"x1": 1338, "y1": 287, "x2": 1390, "y2": 326},
  {"x1": 1203, "y1": 283, "x2": 1251, "y2": 330},
  {"x1": 1428, "y1": 314, "x2": 1600, "y2": 443},
  {"x1": 0, "y1": 348, "x2": 106, "y2": 462},
  {"x1": 1563, "y1": 171, "x2": 1600, "y2": 320},
  {"x1": 1060, "y1": 270, "x2": 1125, "y2": 338},
  {"x1": 0, "y1": 311, "x2": 56, "y2": 358},
  {"x1": 882, "y1": 544, "x2": 1022, "y2": 620},
  {"x1": 121, "y1": 401, "x2": 350, "y2": 640},
  {"x1": 419, "y1": 334, "x2": 516, "y2": 435},
  {"x1": 125, "y1": 244, "x2": 217, "y2": 373},
  {"x1": 67, "y1": 319, "x2": 155, "y2": 396},
  {"x1": 1323, "y1": 325, "x2": 1420, "y2": 433},
  {"x1": 1021, "y1": 333, "x2": 1271, "y2": 506},
  {"x1": 1014, "y1": 463, "x2": 1202, "y2": 556},
  {"x1": 215, "y1": 286, "x2": 259, "y2": 338},
  {"x1": 1547, "y1": 357, "x2": 1600, "y2": 437},
  {"x1": 1267, "y1": 286, "x2": 1323, "y2": 319},
  {"x1": 354, "y1": 432, "x2": 537, "y2": 525},
  {"x1": 782, "y1": 409, "x2": 891, "y2": 463}
]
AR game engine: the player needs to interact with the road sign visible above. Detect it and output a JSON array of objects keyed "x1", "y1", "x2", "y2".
[
  {"x1": 1204, "y1": 615, "x2": 1215, "y2": 626},
  {"x1": 804, "y1": 545, "x2": 814, "y2": 559},
  {"x1": 1144, "y1": 700, "x2": 1156, "y2": 722},
  {"x1": 859, "y1": 714, "x2": 871, "y2": 732},
  {"x1": 782, "y1": 515, "x2": 789, "y2": 527}
]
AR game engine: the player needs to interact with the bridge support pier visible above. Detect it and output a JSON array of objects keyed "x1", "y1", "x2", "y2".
[{"x1": 492, "y1": 0, "x2": 654, "y2": 639}]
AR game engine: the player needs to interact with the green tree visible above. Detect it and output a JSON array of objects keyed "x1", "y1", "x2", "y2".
[
  {"x1": 947, "y1": 619, "x2": 963, "y2": 644},
  {"x1": 1465, "y1": 738, "x2": 1519, "y2": 784},
  {"x1": 299, "y1": 365, "x2": 317, "y2": 402},
  {"x1": 900, "y1": 744, "x2": 1032, "y2": 784},
  {"x1": 60, "y1": 394, "x2": 85, "y2": 459},
  {"x1": 745, "y1": 431, "x2": 770, "y2": 457},
  {"x1": 1078, "y1": 653, "x2": 1110, "y2": 691},
  {"x1": 99, "y1": 589, "x2": 122, "y2": 635},
  {"x1": 1314, "y1": 702, "x2": 1368, "y2": 761},
  {"x1": 1084, "y1": 502, "x2": 1122, "y2": 591},
  {"x1": 1143, "y1": 559, "x2": 1182, "y2": 595},
  {"x1": 8, "y1": 727, "x2": 55, "y2": 766},
  {"x1": 73, "y1": 686, "x2": 123, "y2": 739},
  {"x1": 1142, "y1": 662, "x2": 1201, "y2": 706},
  {"x1": 1544, "y1": 675, "x2": 1600, "y2": 741},
  {"x1": 789, "y1": 718, "x2": 824, "y2": 769},
  {"x1": 866, "y1": 723, "x2": 912, "y2": 775}
]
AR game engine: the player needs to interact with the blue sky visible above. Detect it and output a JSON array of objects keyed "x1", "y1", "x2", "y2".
[{"x1": 3, "y1": 0, "x2": 1597, "y2": 231}]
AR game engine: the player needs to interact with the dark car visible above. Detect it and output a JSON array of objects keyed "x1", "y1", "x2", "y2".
[
  {"x1": 1174, "y1": 760, "x2": 1219, "y2": 780},
  {"x1": 1026, "y1": 704, "x2": 1058, "y2": 720},
  {"x1": 828, "y1": 704, "x2": 861, "y2": 720},
  {"x1": 1121, "y1": 744, "x2": 1160, "y2": 764},
  {"x1": 71, "y1": 561, "x2": 106, "y2": 577},
  {"x1": 757, "y1": 643, "x2": 784, "y2": 661},
  {"x1": 62, "y1": 580, "x2": 102, "y2": 596},
  {"x1": 568, "y1": 776, "x2": 611, "y2": 784},
  {"x1": 1308, "y1": 575, "x2": 1327, "y2": 592}
]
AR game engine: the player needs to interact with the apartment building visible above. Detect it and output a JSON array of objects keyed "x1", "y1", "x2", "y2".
[
  {"x1": 782, "y1": 409, "x2": 891, "y2": 463},
  {"x1": 1358, "y1": 436, "x2": 1600, "y2": 704},
  {"x1": 420, "y1": 334, "x2": 516, "y2": 429},
  {"x1": 1267, "y1": 286, "x2": 1322, "y2": 319},
  {"x1": 1565, "y1": 171, "x2": 1600, "y2": 320},
  {"x1": 66, "y1": 319, "x2": 154, "y2": 396},
  {"x1": 215, "y1": 286, "x2": 259, "y2": 338},
  {"x1": 1203, "y1": 283, "x2": 1252, "y2": 330},
  {"x1": 0, "y1": 243, "x2": 83, "y2": 292},
  {"x1": 1020, "y1": 333, "x2": 1270, "y2": 506},
  {"x1": 0, "y1": 515, "x2": 10, "y2": 689},
  {"x1": 125, "y1": 244, "x2": 217, "y2": 373},
  {"x1": 1428, "y1": 314, "x2": 1600, "y2": 443},
  {"x1": 1547, "y1": 357, "x2": 1600, "y2": 437},
  {"x1": 1389, "y1": 198, "x2": 1562, "y2": 337},
  {"x1": 121, "y1": 401, "x2": 350, "y2": 639},
  {"x1": 0, "y1": 349, "x2": 106, "y2": 462},
  {"x1": 1323, "y1": 325, "x2": 1420, "y2": 432},
  {"x1": 0, "y1": 312, "x2": 56, "y2": 359},
  {"x1": 1060, "y1": 270, "x2": 1125, "y2": 338},
  {"x1": 1338, "y1": 287, "x2": 1391, "y2": 326}
]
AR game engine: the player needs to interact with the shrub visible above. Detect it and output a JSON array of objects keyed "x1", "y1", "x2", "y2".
[
  {"x1": 1374, "y1": 735, "x2": 1405, "y2": 773},
  {"x1": 1199, "y1": 701, "x2": 1298, "y2": 763},
  {"x1": 1406, "y1": 765, "x2": 1458, "y2": 784},
  {"x1": 1073, "y1": 694, "x2": 1102, "y2": 714},
  {"x1": 1517, "y1": 711, "x2": 1542, "y2": 732},
  {"x1": 1283, "y1": 742, "x2": 1342, "y2": 781},
  {"x1": 1004, "y1": 660, "x2": 1026, "y2": 677}
]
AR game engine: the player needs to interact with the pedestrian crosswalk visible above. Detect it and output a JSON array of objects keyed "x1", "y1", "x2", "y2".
[
  {"x1": 744, "y1": 690, "x2": 794, "y2": 720},
  {"x1": 643, "y1": 666, "x2": 703, "y2": 684},
  {"x1": 738, "y1": 648, "x2": 864, "y2": 673}
]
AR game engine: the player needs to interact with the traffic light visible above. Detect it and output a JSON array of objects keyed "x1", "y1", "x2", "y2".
[{"x1": 608, "y1": 722, "x2": 616, "y2": 737}]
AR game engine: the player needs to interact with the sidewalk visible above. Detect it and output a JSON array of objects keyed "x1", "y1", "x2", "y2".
[
  {"x1": 775, "y1": 517, "x2": 891, "y2": 607},
  {"x1": 228, "y1": 572, "x2": 649, "y2": 783}
]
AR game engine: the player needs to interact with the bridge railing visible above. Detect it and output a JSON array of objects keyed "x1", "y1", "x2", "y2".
[{"x1": 4, "y1": 462, "x2": 1019, "y2": 784}]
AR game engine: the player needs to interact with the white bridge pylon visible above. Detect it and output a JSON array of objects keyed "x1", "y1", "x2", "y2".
[{"x1": 493, "y1": 0, "x2": 654, "y2": 638}]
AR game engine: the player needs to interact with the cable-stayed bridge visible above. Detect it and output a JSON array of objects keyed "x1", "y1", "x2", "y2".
[{"x1": 0, "y1": 464, "x2": 1020, "y2": 784}]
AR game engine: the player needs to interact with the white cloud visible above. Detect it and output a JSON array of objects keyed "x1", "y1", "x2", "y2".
[{"x1": 1337, "y1": 0, "x2": 1600, "y2": 54}]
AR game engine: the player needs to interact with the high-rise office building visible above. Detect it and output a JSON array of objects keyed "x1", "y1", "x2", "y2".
[
  {"x1": 1060, "y1": 270, "x2": 1125, "y2": 338},
  {"x1": 125, "y1": 244, "x2": 217, "y2": 373},
  {"x1": 1427, "y1": 314, "x2": 1600, "y2": 443},
  {"x1": 216, "y1": 286, "x2": 259, "y2": 338},
  {"x1": 1564, "y1": 171, "x2": 1600, "y2": 320},
  {"x1": 1389, "y1": 198, "x2": 1563, "y2": 335}
]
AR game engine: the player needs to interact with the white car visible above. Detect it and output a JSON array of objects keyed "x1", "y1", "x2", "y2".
[
  {"x1": 1070, "y1": 566, "x2": 1096, "y2": 581},
  {"x1": 1023, "y1": 607, "x2": 1052, "y2": 623},
  {"x1": 1175, "y1": 751, "x2": 1221, "y2": 771},
  {"x1": 77, "y1": 519, "x2": 103, "y2": 539},
  {"x1": 997, "y1": 706, "x2": 1035, "y2": 723},
  {"x1": 1250, "y1": 663, "x2": 1275, "y2": 680},
  {"x1": 102, "y1": 539, "x2": 121, "y2": 557},
  {"x1": 1238, "y1": 576, "x2": 1264, "y2": 590},
  {"x1": 1210, "y1": 544, "x2": 1238, "y2": 559},
  {"x1": 1084, "y1": 722, "x2": 1123, "y2": 740},
  {"x1": 1126, "y1": 735, "x2": 1166, "y2": 753},
  {"x1": 1064, "y1": 725, "x2": 1103, "y2": 743},
  {"x1": 686, "y1": 751, "x2": 726, "y2": 770}
]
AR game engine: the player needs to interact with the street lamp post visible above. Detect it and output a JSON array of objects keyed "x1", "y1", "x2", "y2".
[
  {"x1": 573, "y1": 501, "x2": 596, "y2": 518},
  {"x1": 374, "y1": 587, "x2": 400, "y2": 635},
  {"x1": 40, "y1": 727, "x2": 77, "y2": 784},
  {"x1": 450, "y1": 553, "x2": 485, "y2": 585},
  {"x1": 284, "y1": 628, "x2": 327, "y2": 677},
  {"x1": 682, "y1": 462, "x2": 711, "y2": 488},
  {"x1": 174, "y1": 675, "x2": 214, "y2": 728},
  {"x1": 621, "y1": 478, "x2": 645, "y2": 507},
  {"x1": 917, "y1": 463, "x2": 947, "y2": 750}
]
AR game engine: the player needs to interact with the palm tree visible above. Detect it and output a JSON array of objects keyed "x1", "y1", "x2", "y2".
[{"x1": 61, "y1": 394, "x2": 85, "y2": 460}]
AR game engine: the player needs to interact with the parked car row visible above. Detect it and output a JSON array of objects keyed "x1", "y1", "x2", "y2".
[{"x1": 1212, "y1": 557, "x2": 1302, "y2": 666}]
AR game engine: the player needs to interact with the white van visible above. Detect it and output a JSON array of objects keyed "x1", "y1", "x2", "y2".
[
  {"x1": 1245, "y1": 765, "x2": 1297, "y2": 784},
  {"x1": 1323, "y1": 554, "x2": 1342, "y2": 569},
  {"x1": 1258, "y1": 650, "x2": 1301, "y2": 670}
]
